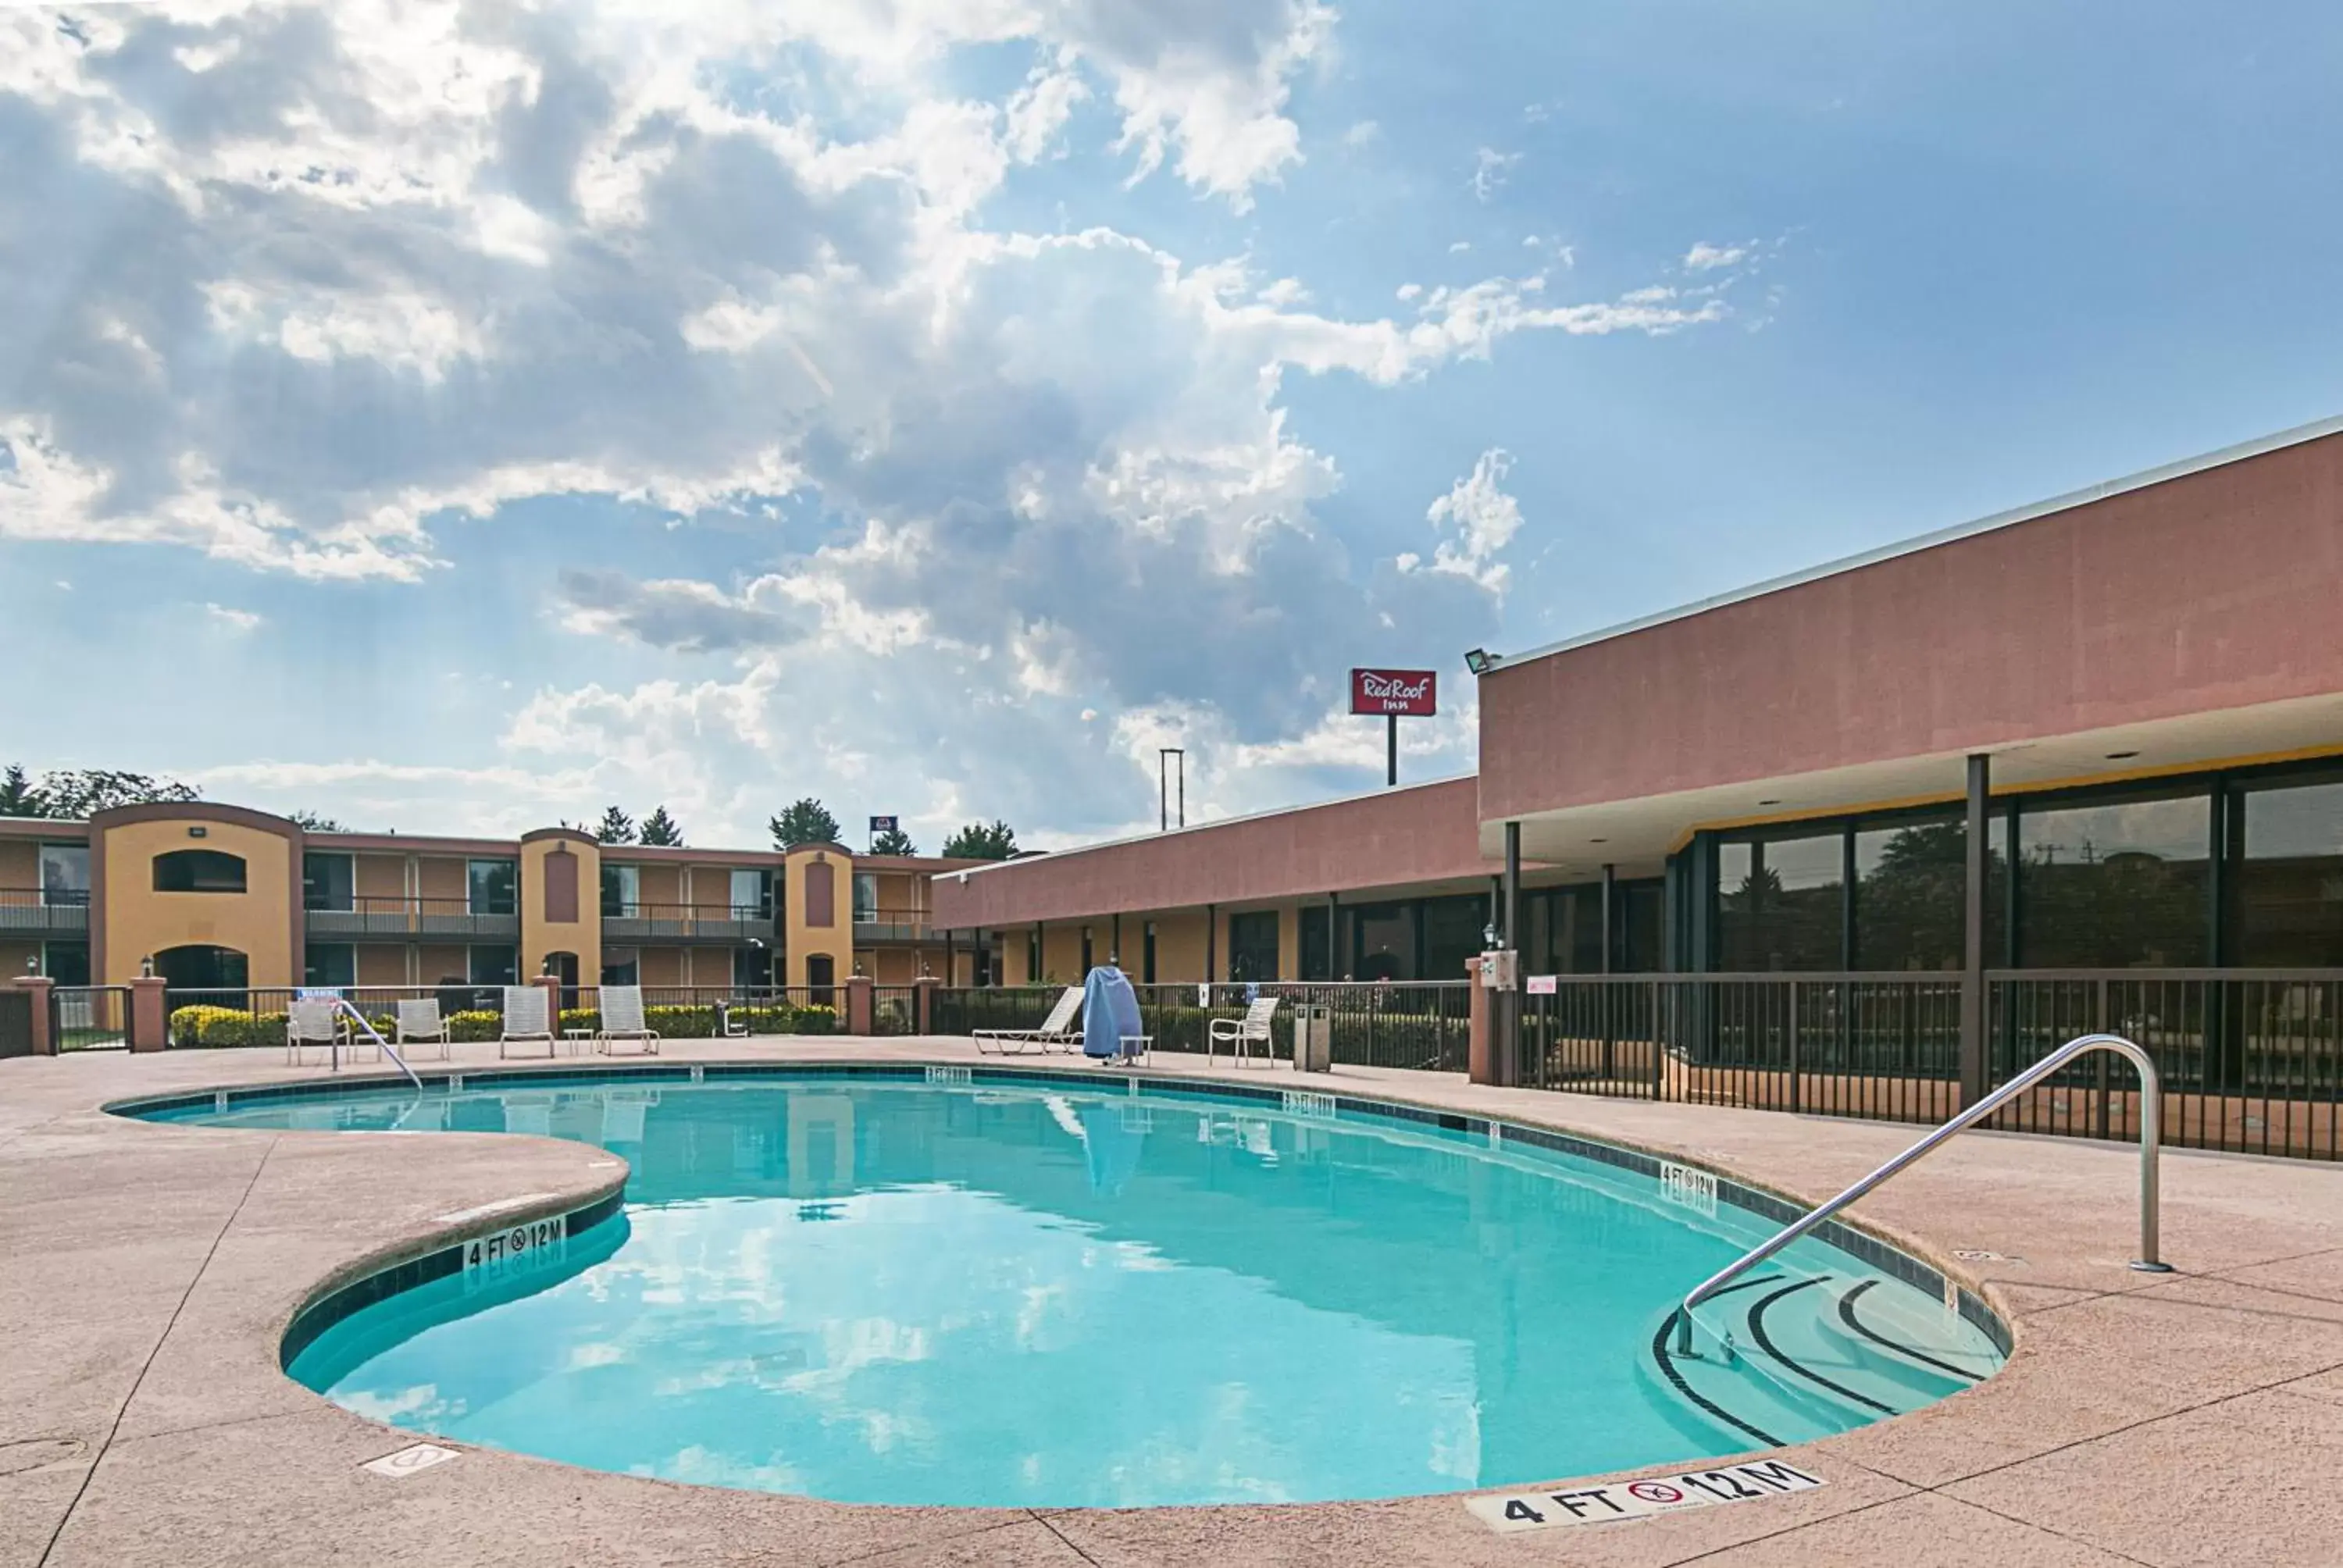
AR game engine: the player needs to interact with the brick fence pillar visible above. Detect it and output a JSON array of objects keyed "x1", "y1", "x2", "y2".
[
  {"x1": 14, "y1": 975, "x2": 55, "y2": 1057},
  {"x1": 845, "y1": 975, "x2": 874, "y2": 1036},
  {"x1": 1465, "y1": 957, "x2": 1492, "y2": 1085},
  {"x1": 128, "y1": 976, "x2": 169, "y2": 1053},
  {"x1": 913, "y1": 975, "x2": 943, "y2": 1036}
]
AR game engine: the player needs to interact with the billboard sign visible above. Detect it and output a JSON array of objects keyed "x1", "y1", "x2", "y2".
[
  {"x1": 868, "y1": 815, "x2": 899, "y2": 834},
  {"x1": 1350, "y1": 668, "x2": 1438, "y2": 717}
]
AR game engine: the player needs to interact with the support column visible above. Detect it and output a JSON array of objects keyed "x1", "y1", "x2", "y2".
[
  {"x1": 1465, "y1": 956, "x2": 1492, "y2": 1084},
  {"x1": 1499, "y1": 821, "x2": 1522, "y2": 1086},
  {"x1": 129, "y1": 975, "x2": 169, "y2": 1053},
  {"x1": 1206, "y1": 902, "x2": 1217, "y2": 987},
  {"x1": 1960, "y1": 752, "x2": 1991, "y2": 1109},
  {"x1": 1600, "y1": 862, "x2": 1616, "y2": 975},
  {"x1": 1325, "y1": 891, "x2": 1339, "y2": 982},
  {"x1": 14, "y1": 975, "x2": 55, "y2": 1057}
]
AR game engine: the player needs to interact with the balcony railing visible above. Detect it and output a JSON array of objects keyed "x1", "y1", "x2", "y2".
[
  {"x1": 853, "y1": 907, "x2": 931, "y2": 942},
  {"x1": 602, "y1": 902, "x2": 775, "y2": 943},
  {"x1": 0, "y1": 886, "x2": 89, "y2": 935},
  {"x1": 303, "y1": 895, "x2": 519, "y2": 939}
]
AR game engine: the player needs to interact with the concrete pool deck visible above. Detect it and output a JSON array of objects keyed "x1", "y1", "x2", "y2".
[{"x1": 3, "y1": 1039, "x2": 2339, "y2": 1567}]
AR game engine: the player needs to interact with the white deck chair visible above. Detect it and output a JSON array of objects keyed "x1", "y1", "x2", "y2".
[
  {"x1": 595, "y1": 984, "x2": 661, "y2": 1056},
  {"x1": 973, "y1": 987, "x2": 1082, "y2": 1055},
  {"x1": 394, "y1": 998, "x2": 451, "y2": 1061},
  {"x1": 287, "y1": 996, "x2": 376, "y2": 1066},
  {"x1": 498, "y1": 985, "x2": 555, "y2": 1059},
  {"x1": 1207, "y1": 996, "x2": 1281, "y2": 1067}
]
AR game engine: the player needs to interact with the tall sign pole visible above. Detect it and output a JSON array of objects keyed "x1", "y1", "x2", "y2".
[{"x1": 1350, "y1": 668, "x2": 1437, "y2": 787}]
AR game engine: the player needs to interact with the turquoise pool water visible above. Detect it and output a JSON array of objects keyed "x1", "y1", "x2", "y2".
[{"x1": 144, "y1": 1074, "x2": 2002, "y2": 1506}]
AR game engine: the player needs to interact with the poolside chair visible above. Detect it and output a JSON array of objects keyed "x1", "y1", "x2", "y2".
[
  {"x1": 394, "y1": 998, "x2": 451, "y2": 1061},
  {"x1": 1207, "y1": 996, "x2": 1281, "y2": 1067},
  {"x1": 498, "y1": 985, "x2": 556, "y2": 1060},
  {"x1": 974, "y1": 987, "x2": 1082, "y2": 1055},
  {"x1": 287, "y1": 996, "x2": 376, "y2": 1067},
  {"x1": 595, "y1": 985, "x2": 661, "y2": 1057}
]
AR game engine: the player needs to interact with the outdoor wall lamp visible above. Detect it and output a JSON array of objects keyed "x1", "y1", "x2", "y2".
[
  {"x1": 140, "y1": 954, "x2": 155, "y2": 978},
  {"x1": 1463, "y1": 648, "x2": 1494, "y2": 675}
]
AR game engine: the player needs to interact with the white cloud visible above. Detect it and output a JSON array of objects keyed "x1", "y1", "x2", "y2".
[
  {"x1": 1403, "y1": 448, "x2": 1523, "y2": 594},
  {"x1": 1685, "y1": 241, "x2": 1749, "y2": 270},
  {"x1": 1447, "y1": 240, "x2": 1471, "y2": 254},
  {"x1": 2, "y1": 0, "x2": 1737, "y2": 846},
  {"x1": 1341, "y1": 119, "x2": 1380, "y2": 148},
  {"x1": 204, "y1": 603, "x2": 263, "y2": 632},
  {"x1": 1470, "y1": 147, "x2": 1520, "y2": 203}
]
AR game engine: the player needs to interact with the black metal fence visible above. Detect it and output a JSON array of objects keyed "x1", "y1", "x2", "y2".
[
  {"x1": 53, "y1": 985, "x2": 131, "y2": 1051},
  {"x1": 1519, "y1": 970, "x2": 2340, "y2": 1160},
  {"x1": 0, "y1": 989, "x2": 31, "y2": 1060},
  {"x1": 932, "y1": 982, "x2": 1473, "y2": 1072}
]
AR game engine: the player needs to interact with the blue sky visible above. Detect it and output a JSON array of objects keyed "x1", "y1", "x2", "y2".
[{"x1": 3, "y1": 0, "x2": 2338, "y2": 850}]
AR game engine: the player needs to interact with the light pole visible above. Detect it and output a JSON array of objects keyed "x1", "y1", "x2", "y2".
[{"x1": 1159, "y1": 748, "x2": 1186, "y2": 831}]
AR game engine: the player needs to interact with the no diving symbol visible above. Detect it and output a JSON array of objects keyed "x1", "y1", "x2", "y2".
[{"x1": 1627, "y1": 1481, "x2": 1684, "y2": 1505}]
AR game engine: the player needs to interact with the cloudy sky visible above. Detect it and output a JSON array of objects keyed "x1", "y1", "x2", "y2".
[{"x1": 4, "y1": 2, "x2": 2338, "y2": 850}]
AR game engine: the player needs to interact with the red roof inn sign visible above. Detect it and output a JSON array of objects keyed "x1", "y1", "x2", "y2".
[
  {"x1": 1350, "y1": 668, "x2": 1437, "y2": 716},
  {"x1": 1351, "y1": 668, "x2": 1437, "y2": 786}
]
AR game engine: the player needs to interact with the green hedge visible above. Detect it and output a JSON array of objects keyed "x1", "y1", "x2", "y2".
[
  {"x1": 169, "y1": 1000, "x2": 842, "y2": 1049},
  {"x1": 168, "y1": 1005, "x2": 288, "y2": 1049}
]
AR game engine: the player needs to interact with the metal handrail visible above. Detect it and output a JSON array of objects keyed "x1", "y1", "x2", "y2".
[
  {"x1": 325, "y1": 998, "x2": 422, "y2": 1090},
  {"x1": 1674, "y1": 1032, "x2": 2170, "y2": 1356}
]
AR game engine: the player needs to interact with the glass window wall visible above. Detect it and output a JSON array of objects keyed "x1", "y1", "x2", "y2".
[
  {"x1": 1227, "y1": 911, "x2": 1278, "y2": 982},
  {"x1": 2017, "y1": 789, "x2": 2210, "y2": 968},
  {"x1": 1717, "y1": 832, "x2": 1843, "y2": 971},
  {"x1": 2231, "y1": 775, "x2": 2343, "y2": 966}
]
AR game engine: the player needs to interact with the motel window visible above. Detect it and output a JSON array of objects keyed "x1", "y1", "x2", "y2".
[
  {"x1": 468, "y1": 945, "x2": 519, "y2": 987},
  {"x1": 1143, "y1": 921, "x2": 1158, "y2": 985},
  {"x1": 304, "y1": 943, "x2": 356, "y2": 987},
  {"x1": 1027, "y1": 928, "x2": 1042, "y2": 984},
  {"x1": 2017, "y1": 787, "x2": 2211, "y2": 968},
  {"x1": 1851, "y1": 814, "x2": 1967, "y2": 972},
  {"x1": 1300, "y1": 907, "x2": 1333, "y2": 980},
  {"x1": 1351, "y1": 903, "x2": 1416, "y2": 982},
  {"x1": 853, "y1": 873, "x2": 879, "y2": 923},
  {"x1": 732, "y1": 868, "x2": 773, "y2": 921},
  {"x1": 39, "y1": 844, "x2": 89, "y2": 907},
  {"x1": 1716, "y1": 832, "x2": 1842, "y2": 971},
  {"x1": 601, "y1": 864, "x2": 640, "y2": 918},
  {"x1": 731, "y1": 946, "x2": 770, "y2": 989},
  {"x1": 468, "y1": 859, "x2": 518, "y2": 916},
  {"x1": 1228, "y1": 911, "x2": 1278, "y2": 982},
  {"x1": 601, "y1": 947, "x2": 640, "y2": 986},
  {"x1": 302, "y1": 852, "x2": 355, "y2": 912},
  {"x1": 2228, "y1": 772, "x2": 2343, "y2": 967},
  {"x1": 153, "y1": 849, "x2": 247, "y2": 894},
  {"x1": 1421, "y1": 896, "x2": 1485, "y2": 980},
  {"x1": 1080, "y1": 926, "x2": 1094, "y2": 974}
]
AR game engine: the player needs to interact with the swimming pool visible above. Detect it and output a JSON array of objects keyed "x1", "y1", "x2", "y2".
[{"x1": 134, "y1": 1067, "x2": 2004, "y2": 1507}]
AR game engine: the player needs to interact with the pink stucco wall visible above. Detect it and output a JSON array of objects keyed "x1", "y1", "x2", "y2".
[{"x1": 1478, "y1": 428, "x2": 2343, "y2": 821}]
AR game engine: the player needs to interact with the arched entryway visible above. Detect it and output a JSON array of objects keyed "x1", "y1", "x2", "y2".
[
  {"x1": 543, "y1": 951, "x2": 580, "y2": 1011},
  {"x1": 155, "y1": 943, "x2": 249, "y2": 1010}
]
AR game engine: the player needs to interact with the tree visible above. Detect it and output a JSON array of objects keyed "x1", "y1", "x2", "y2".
[
  {"x1": 868, "y1": 824, "x2": 917, "y2": 856},
  {"x1": 594, "y1": 806, "x2": 637, "y2": 844},
  {"x1": 941, "y1": 819, "x2": 1018, "y2": 860},
  {"x1": 637, "y1": 806, "x2": 685, "y2": 846},
  {"x1": 18, "y1": 768, "x2": 198, "y2": 819},
  {"x1": 287, "y1": 810, "x2": 348, "y2": 832},
  {"x1": 769, "y1": 798, "x2": 841, "y2": 848},
  {"x1": 0, "y1": 765, "x2": 48, "y2": 818}
]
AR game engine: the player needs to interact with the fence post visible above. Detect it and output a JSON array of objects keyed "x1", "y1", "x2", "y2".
[
  {"x1": 1959, "y1": 751, "x2": 1991, "y2": 1109},
  {"x1": 1464, "y1": 958, "x2": 1492, "y2": 1083},
  {"x1": 1787, "y1": 979, "x2": 1801, "y2": 1114},
  {"x1": 846, "y1": 975, "x2": 875, "y2": 1037},
  {"x1": 14, "y1": 976, "x2": 55, "y2": 1057},
  {"x1": 914, "y1": 975, "x2": 943, "y2": 1036},
  {"x1": 128, "y1": 976, "x2": 169, "y2": 1053}
]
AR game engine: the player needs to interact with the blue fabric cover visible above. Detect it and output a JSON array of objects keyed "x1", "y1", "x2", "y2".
[{"x1": 1080, "y1": 965, "x2": 1143, "y2": 1059}]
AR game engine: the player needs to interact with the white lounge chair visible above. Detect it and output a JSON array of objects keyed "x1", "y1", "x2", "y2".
[
  {"x1": 499, "y1": 985, "x2": 556, "y2": 1059},
  {"x1": 286, "y1": 996, "x2": 358, "y2": 1066},
  {"x1": 595, "y1": 985, "x2": 661, "y2": 1056},
  {"x1": 394, "y1": 998, "x2": 451, "y2": 1061},
  {"x1": 1207, "y1": 996, "x2": 1280, "y2": 1067},
  {"x1": 974, "y1": 987, "x2": 1082, "y2": 1055}
]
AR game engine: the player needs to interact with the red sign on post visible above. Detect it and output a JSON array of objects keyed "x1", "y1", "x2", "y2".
[{"x1": 1350, "y1": 668, "x2": 1438, "y2": 717}]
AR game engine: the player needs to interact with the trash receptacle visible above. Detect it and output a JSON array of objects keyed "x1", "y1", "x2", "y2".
[{"x1": 1293, "y1": 1003, "x2": 1332, "y2": 1073}]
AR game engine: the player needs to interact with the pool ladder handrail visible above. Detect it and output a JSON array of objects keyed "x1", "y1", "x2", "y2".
[
  {"x1": 326, "y1": 998, "x2": 423, "y2": 1090},
  {"x1": 1674, "y1": 1032, "x2": 2170, "y2": 1357}
]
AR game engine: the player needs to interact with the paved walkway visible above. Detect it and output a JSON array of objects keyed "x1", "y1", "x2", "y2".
[{"x1": 2, "y1": 1039, "x2": 2338, "y2": 1566}]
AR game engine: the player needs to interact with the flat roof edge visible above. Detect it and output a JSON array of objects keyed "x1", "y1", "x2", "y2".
[
  {"x1": 1484, "y1": 412, "x2": 2343, "y2": 675},
  {"x1": 948, "y1": 772, "x2": 1480, "y2": 879}
]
